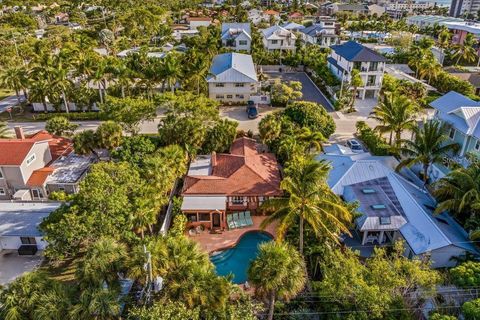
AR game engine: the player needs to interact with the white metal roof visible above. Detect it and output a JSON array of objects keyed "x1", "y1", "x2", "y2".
[
  {"x1": 207, "y1": 52, "x2": 258, "y2": 83},
  {"x1": 181, "y1": 196, "x2": 227, "y2": 211}
]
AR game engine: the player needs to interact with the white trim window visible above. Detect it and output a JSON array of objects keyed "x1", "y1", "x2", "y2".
[
  {"x1": 449, "y1": 128, "x2": 456, "y2": 140},
  {"x1": 231, "y1": 196, "x2": 244, "y2": 204},
  {"x1": 475, "y1": 139, "x2": 480, "y2": 151},
  {"x1": 0, "y1": 187, "x2": 5, "y2": 196},
  {"x1": 26, "y1": 153, "x2": 36, "y2": 166}
]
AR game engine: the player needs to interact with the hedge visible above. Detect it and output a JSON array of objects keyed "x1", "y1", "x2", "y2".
[
  {"x1": 356, "y1": 121, "x2": 391, "y2": 156},
  {"x1": 33, "y1": 112, "x2": 103, "y2": 121},
  {"x1": 450, "y1": 261, "x2": 480, "y2": 288}
]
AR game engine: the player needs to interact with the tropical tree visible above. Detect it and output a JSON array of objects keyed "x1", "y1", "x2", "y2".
[
  {"x1": 0, "y1": 65, "x2": 27, "y2": 103},
  {"x1": 397, "y1": 120, "x2": 460, "y2": 183},
  {"x1": 370, "y1": 93, "x2": 418, "y2": 149},
  {"x1": 45, "y1": 116, "x2": 79, "y2": 137},
  {"x1": 247, "y1": 242, "x2": 306, "y2": 320},
  {"x1": 95, "y1": 121, "x2": 123, "y2": 151},
  {"x1": 348, "y1": 69, "x2": 363, "y2": 112},
  {"x1": 0, "y1": 122, "x2": 11, "y2": 138},
  {"x1": 452, "y1": 33, "x2": 478, "y2": 65},
  {"x1": 74, "y1": 130, "x2": 99, "y2": 157},
  {"x1": 433, "y1": 161, "x2": 480, "y2": 225},
  {"x1": 260, "y1": 156, "x2": 352, "y2": 254}
]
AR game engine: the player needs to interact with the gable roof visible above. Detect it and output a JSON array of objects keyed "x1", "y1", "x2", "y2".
[
  {"x1": 182, "y1": 137, "x2": 282, "y2": 196},
  {"x1": 28, "y1": 130, "x2": 73, "y2": 162},
  {"x1": 221, "y1": 23, "x2": 251, "y2": 40},
  {"x1": 261, "y1": 25, "x2": 297, "y2": 40},
  {"x1": 281, "y1": 22, "x2": 305, "y2": 30},
  {"x1": 330, "y1": 40, "x2": 388, "y2": 62},
  {"x1": 207, "y1": 52, "x2": 257, "y2": 83},
  {"x1": 318, "y1": 146, "x2": 477, "y2": 255},
  {"x1": 0, "y1": 140, "x2": 38, "y2": 165},
  {"x1": 301, "y1": 24, "x2": 332, "y2": 37},
  {"x1": 430, "y1": 91, "x2": 480, "y2": 138}
]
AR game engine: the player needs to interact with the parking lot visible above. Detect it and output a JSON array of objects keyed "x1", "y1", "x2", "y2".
[{"x1": 265, "y1": 72, "x2": 334, "y2": 112}]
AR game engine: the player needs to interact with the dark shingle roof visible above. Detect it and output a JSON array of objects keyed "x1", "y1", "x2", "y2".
[{"x1": 331, "y1": 41, "x2": 388, "y2": 62}]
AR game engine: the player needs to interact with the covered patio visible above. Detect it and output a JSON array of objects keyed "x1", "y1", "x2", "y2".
[{"x1": 189, "y1": 215, "x2": 277, "y2": 253}]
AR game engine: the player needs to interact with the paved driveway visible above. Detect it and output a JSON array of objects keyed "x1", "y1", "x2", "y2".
[
  {"x1": 220, "y1": 106, "x2": 281, "y2": 134},
  {"x1": 0, "y1": 250, "x2": 44, "y2": 285},
  {"x1": 265, "y1": 72, "x2": 334, "y2": 112}
]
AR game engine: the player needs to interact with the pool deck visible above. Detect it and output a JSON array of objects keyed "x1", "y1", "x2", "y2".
[{"x1": 190, "y1": 216, "x2": 277, "y2": 253}]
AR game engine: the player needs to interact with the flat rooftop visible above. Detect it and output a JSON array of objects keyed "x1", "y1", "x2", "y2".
[
  {"x1": 47, "y1": 153, "x2": 95, "y2": 184},
  {"x1": 0, "y1": 202, "x2": 61, "y2": 237},
  {"x1": 187, "y1": 155, "x2": 212, "y2": 176}
]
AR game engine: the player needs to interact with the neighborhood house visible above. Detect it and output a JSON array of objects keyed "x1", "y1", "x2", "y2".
[{"x1": 181, "y1": 137, "x2": 282, "y2": 231}]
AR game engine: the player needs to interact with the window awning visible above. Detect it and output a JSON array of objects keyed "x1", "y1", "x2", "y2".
[{"x1": 181, "y1": 196, "x2": 227, "y2": 211}]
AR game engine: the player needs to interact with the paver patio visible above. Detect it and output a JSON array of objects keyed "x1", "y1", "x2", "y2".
[
  {"x1": 190, "y1": 215, "x2": 278, "y2": 253},
  {"x1": 0, "y1": 250, "x2": 44, "y2": 285}
]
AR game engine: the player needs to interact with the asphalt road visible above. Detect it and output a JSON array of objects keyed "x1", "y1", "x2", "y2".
[
  {"x1": 265, "y1": 72, "x2": 335, "y2": 112},
  {"x1": 0, "y1": 95, "x2": 24, "y2": 113}
]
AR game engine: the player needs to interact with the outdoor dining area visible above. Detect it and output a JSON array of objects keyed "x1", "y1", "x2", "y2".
[{"x1": 227, "y1": 211, "x2": 254, "y2": 229}]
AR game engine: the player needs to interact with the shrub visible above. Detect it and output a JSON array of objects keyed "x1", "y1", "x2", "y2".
[
  {"x1": 450, "y1": 261, "x2": 480, "y2": 288},
  {"x1": 356, "y1": 121, "x2": 391, "y2": 156},
  {"x1": 34, "y1": 112, "x2": 102, "y2": 121},
  {"x1": 429, "y1": 313, "x2": 457, "y2": 320},
  {"x1": 462, "y1": 298, "x2": 480, "y2": 320},
  {"x1": 284, "y1": 101, "x2": 336, "y2": 138}
]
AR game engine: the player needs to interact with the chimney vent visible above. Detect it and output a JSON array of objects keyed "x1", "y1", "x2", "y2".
[
  {"x1": 211, "y1": 152, "x2": 217, "y2": 167},
  {"x1": 14, "y1": 126, "x2": 25, "y2": 140}
]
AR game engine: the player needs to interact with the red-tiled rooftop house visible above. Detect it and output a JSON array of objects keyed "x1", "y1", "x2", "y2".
[{"x1": 181, "y1": 137, "x2": 282, "y2": 231}]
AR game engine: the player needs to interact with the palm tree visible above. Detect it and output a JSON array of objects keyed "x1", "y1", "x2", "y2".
[
  {"x1": 260, "y1": 156, "x2": 352, "y2": 254},
  {"x1": 74, "y1": 130, "x2": 99, "y2": 157},
  {"x1": 348, "y1": 69, "x2": 363, "y2": 112},
  {"x1": 51, "y1": 67, "x2": 73, "y2": 113},
  {"x1": 0, "y1": 65, "x2": 27, "y2": 103},
  {"x1": 397, "y1": 120, "x2": 460, "y2": 183},
  {"x1": 453, "y1": 33, "x2": 478, "y2": 65},
  {"x1": 95, "y1": 121, "x2": 123, "y2": 151},
  {"x1": 296, "y1": 127, "x2": 325, "y2": 154},
  {"x1": 418, "y1": 59, "x2": 441, "y2": 84},
  {"x1": 247, "y1": 242, "x2": 306, "y2": 320},
  {"x1": 433, "y1": 161, "x2": 480, "y2": 223},
  {"x1": 29, "y1": 79, "x2": 51, "y2": 112},
  {"x1": 0, "y1": 122, "x2": 11, "y2": 138},
  {"x1": 91, "y1": 59, "x2": 108, "y2": 104},
  {"x1": 160, "y1": 53, "x2": 182, "y2": 93},
  {"x1": 370, "y1": 93, "x2": 418, "y2": 149}
]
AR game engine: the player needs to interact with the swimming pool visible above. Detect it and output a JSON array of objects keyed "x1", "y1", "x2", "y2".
[{"x1": 210, "y1": 231, "x2": 273, "y2": 284}]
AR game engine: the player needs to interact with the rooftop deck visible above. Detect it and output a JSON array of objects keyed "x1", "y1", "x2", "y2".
[{"x1": 190, "y1": 215, "x2": 277, "y2": 253}]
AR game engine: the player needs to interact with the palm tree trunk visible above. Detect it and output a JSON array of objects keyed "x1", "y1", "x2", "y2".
[
  {"x1": 423, "y1": 163, "x2": 429, "y2": 183},
  {"x1": 267, "y1": 290, "x2": 276, "y2": 320},
  {"x1": 140, "y1": 229, "x2": 144, "y2": 240},
  {"x1": 14, "y1": 88, "x2": 20, "y2": 103},
  {"x1": 299, "y1": 216, "x2": 304, "y2": 254},
  {"x1": 42, "y1": 97, "x2": 48, "y2": 113},
  {"x1": 389, "y1": 131, "x2": 393, "y2": 145},
  {"x1": 62, "y1": 91, "x2": 69, "y2": 114},
  {"x1": 98, "y1": 83, "x2": 103, "y2": 104}
]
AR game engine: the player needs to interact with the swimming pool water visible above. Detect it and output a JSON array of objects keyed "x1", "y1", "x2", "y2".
[{"x1": 210, "y1": 231, "x2": 272, "y2": 284}]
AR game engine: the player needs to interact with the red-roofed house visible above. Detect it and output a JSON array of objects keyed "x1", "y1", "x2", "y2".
[
  {"x1": 0, "y1": 127, "x2": 92, "y2": 200},
  {"x1": 181, "y1": 137, "x2": 282, "y2": 231}
]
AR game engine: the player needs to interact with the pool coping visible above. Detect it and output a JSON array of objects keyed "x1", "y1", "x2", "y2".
[{"x1": 209, "y1": 229, "x2": 274, "y2": 256}]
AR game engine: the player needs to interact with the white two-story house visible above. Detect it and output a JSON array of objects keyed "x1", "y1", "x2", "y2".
[
  {"x1": 261, "y1": 25, "x2": 297, "y2": 52},
  {"x1": 207, "y1": 52, "x2": 258, "y2": 103},
  {"x1": 328, "y1": 41, "x2": 387, "y2": 99},
  {"x1": 221, "y1": 23, "x2": 252, "y2": 52},
  {"x1": 300, "y1": 19, "x2": 339, "y2": 48}
]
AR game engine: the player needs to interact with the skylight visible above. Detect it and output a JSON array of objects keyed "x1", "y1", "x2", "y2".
[
  {"x1": 371, "y1": 204, "x2": 386, "y2": 210},
  {"x1": 379, "y1": 216, "x2": 391, "y2": 225},
  {"x1": 362, "y1": 188, "x2": 376, "y2": 194}
]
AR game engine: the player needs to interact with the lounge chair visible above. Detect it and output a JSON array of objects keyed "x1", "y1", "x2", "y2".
[
  {"x1": 227, "y1": 214, "x2": 236, "y2": 229},
  {"x1": 232, "y1": 212, "x2": 244, "y2": 228},
  {"x1": 244, "y1": 211, "x2": 253, "y2": 226},
  {"x1": 238, "y1": 212, "x2": 248, "y2": 228}
]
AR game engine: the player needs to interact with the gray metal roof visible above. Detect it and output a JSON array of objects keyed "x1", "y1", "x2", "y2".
[
  {"x1": 318, "y1": 145, "x2": 478, "y2": 255},
  {"x1": 430, "y1": 91, "x2": 480, "y2": 138},
  {"x1": 261, "y1": 25, "x2": 297, "y2": 41},
  {"x1": 221, "y1": 23, "x2": 251, "y2": 40},
  {"x1": 207, "y1": 53, "x2": 257, "y2": 83},
  {"x1": 0, "y1": 202, "x2": 61, "y2": 237},
  {"x1": 47, "y1": 153, "x2": 95, "y2": 184}
]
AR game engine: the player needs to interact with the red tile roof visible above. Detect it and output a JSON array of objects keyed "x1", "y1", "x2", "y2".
[
  {"x1": 183, "y1": 137, "x2": 282, "y2": 196},
  {"x1": 0, "y1": 130, "x2": 72, "y2": 166},
  {"x1": 26, "y1": 167, "x2": 54, "y2": 187},
  {"x1": 28, "y1": 130, "x2": 73, "y2": 162},
  {"x1": 264, "y1": 10, "x2": 280, "y2": 15},
  {"x1": 188, "y1": 17, "x2": 211, "y2": 21}
]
